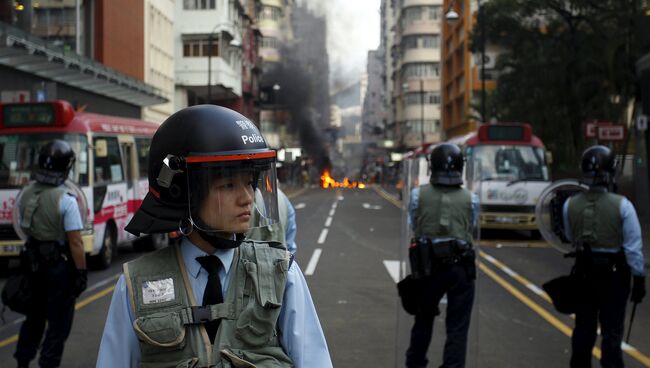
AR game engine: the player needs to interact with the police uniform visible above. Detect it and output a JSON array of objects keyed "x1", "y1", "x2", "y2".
[
  {"x1": 247, "y1": 188, "x2": 298, "y2": 254},
  {"x1": 562, "y1": 145, "x2": 645, "y2": 368},
  {"x1": 405, "y1": 143, "x2": 479, "y2": 368},
  {"x1": 96, "y1": 105, "x2": 332, "y2": 368},
  {"x1": 14, "y1": 141, "x2": 85, "y2": 368}
]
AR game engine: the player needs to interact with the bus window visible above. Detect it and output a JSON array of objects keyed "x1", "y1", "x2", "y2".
[
  {"x1": 473, "y1": 145, "x2": 549, "y2": 182},
  {"x1": 0, "y1": 134, "x2": 88, "y2": 188},
  {"x1": 93, "y1": 137, "x2": 123, "y2": 185},
  {"x1": 135, "y1": 137, "x2": 152, "y2": 179}
]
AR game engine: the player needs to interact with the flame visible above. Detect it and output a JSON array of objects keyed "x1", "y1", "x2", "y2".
[
  {"x1": 265, "y1": 176, "x2": 273, "y2": 192},
  {"x1": 320, "y1": 169, "x2": 366, "y2": 189}
]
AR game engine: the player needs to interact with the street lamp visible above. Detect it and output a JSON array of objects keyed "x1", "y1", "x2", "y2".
[
  {"x1": 207, "y1": 23, "x2": 241, "y2": 103},
  {"x1": 446, "y1": 0, "x2": 486, "y2": 123},
  {"x1": 402, "y1": 81, "x2": 425, "y2": 146}
]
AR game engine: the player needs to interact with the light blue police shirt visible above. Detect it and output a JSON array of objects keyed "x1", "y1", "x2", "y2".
[
  {"x1": 284, "y1": 193, "x2": 298, "y2": 254},
  {"x1": 96, "y1": 237, "x2": 332, "y2": 368},
  {"x1": 563, "y1": 196, "x2": 645, "y2": 276},
  {"x1": 408, "y1": 186, "x2": 480, "y2": 237}
]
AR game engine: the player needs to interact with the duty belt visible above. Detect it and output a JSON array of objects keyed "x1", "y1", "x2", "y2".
[{"x1": 409, "y1": 237, "x2": 474, "y2": 278}]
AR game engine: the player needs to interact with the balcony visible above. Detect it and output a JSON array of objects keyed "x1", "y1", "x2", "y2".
[
  {"x1": 403, "y1": 0, "x2": 441, "y2": 8},
  {"x1": 402, "y1": 21, "x2": 441, "y2": 37},
  {"x1": 403, "y1": 104, "x2": 440, "y2": 121},
  {"x1": 402, "y1": 48, "x2": 440, "y2": 64},
  {"x1": 176, "y1": 56, "x2": 241, "y2": 96}
]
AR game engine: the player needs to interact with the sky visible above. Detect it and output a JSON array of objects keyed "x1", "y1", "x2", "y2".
[{"x1": 301, "y1": 0, "x2": 381, "y2": 90}]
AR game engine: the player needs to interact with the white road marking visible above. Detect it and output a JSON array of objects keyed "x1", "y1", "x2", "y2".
[
  {"x1": 325, "y1": 216, "x2": 332, "y2": 227},
  {"x1": 329, "y1": 208, "x2": 335, "y2": 216},
  {"x1": 305, "y1": 248, "x2": 322, "y2": 275},
  {"x1": 337, "y1": 196, "x2": 344, "y2": 201},
  {"x1": 526, "y1": 283, "x2": 545, "y2": 296},
  {"x1": 383, "y1": 260, "x2": 400, "y2": 283},
  {"x1": 317, "y1": 228, "x2": 329, "y2": 244},
  {"x1": 501, "y1": 266, "x2": 518, "y2": 278},
  {"x1": 331, "y1": 202, "x2": 337, "y2": 209},
  {"x1": 294, "y1": 203, "x2": 306, "y2": 209},
  {"x1": 362, "y1": 203, "x2": 382, "y2": 210}
]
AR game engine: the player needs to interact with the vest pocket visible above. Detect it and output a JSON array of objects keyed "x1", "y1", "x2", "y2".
[
  {"x1": 235, "y1": 260, "x2": 287, "y2": 346},
  {"x1": 134, "y1": 311, "x2": 186, "y2": 351},
  {"x1": 140, "y1": 357, "x2": 199, "y2": 368}
]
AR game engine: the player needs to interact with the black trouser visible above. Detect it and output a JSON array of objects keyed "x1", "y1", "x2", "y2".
[
  {"x1": 570, "y1": 264, "x2": 630, "y2": 368},
  {"x1": 406, "y1": 264, "x2": 475, "y2": 368},
  {"x1": 14, "y1": 259, "x2": 75, "y2": 368}
]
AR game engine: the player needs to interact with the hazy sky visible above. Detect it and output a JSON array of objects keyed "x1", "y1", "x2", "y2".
[{"x1": 302, "y1": 0, "x2": 381, "y2": 89}]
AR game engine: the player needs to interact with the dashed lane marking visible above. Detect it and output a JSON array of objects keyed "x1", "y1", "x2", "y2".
[
  {"x1": 325, "y1": 216, "x2": 333, "y2": 227},
  {"x1": 317, "y1": 228, "x2": 329, "y2": 244},
  {"x1": 305, "y1": 248, "x2": 322, "y2": 276}
]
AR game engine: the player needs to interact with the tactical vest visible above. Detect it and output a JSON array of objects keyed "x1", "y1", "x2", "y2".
[
  {"x1": 415, "y1": 184, "x2": 473, "y2": 243},
  {"x1": 567, "y1": 191, "x2": 623, "y2": 250},
  {"x1": 19, "y1": 182, "x2": 68, "y2": 242},
  {"x1": 246, "y1": 192, "x2": 289, "y2": 245},
  {"x1": 124, "y1": 240, "x2": 293, "y2": 368}
]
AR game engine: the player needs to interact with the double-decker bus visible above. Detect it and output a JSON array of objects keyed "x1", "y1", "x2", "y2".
[
  {"x1": 0, "y1": 100, "x2": 165, "y2": 269},
  {"x1": 448, "y1": 123, "x2": 552, "y2": 231}
]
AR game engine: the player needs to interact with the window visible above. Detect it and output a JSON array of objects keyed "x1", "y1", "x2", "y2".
[
  {"x1": 183, "y1": 0, "x2": 216, "y2": 10},
  {"x1": 183, "y1": 39, "x2": 219, "y2": 57},
  {"x1": 261, "y1": 37, "x2": 280, "y2": 49},
  {"x1": 404, "y1": 92, "x2": 441, "y2": 105},
  {"x1": 404, "y1": 120, "x2": 439, "y2": 133},
  {"x1": 93, "y1": 137, "x2": 123, "y2": 185},
  {"x1": 259, "y1": 6, "x2": 282, "y2": 21},
  {"x1": 135, "y1": 138, "x2": 152, "y2": 179},
  {"x1": 403, "y1": 63, "x2": 440, "y2": 79},
  {"x1": 402, "y1": 35, "x2": 440, "y2": 53}
]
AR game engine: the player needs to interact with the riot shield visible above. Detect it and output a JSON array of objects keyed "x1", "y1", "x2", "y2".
[
  {"x1": 12, "y1": 179, "x2": 89, "y2": 241},
  {"x1": 395, "y1": 157, "x2": 480, "y2": 368},
  {"x1": 534, "y1": 179, "x2": 588, "y2": 253}
]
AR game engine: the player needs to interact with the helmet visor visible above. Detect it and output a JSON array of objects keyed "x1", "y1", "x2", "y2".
[{"x1": 186, "y1": 159, "x2": 279, "y2": 234}]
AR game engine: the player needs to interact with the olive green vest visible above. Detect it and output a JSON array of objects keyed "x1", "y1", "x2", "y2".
[
  {"x1": 124, "y1": 241, "x2": 293, "y2": 368},
  {"x1": 415, "y1": 184, "x2": 473, "y2": 243},
  {"x1": 567, "y1": 191, "x2": 623, "y2": 250},
  {"x1": 20, "y1": 182, "x2": 67, "y2": 242},
  {"x1": 246, "y1": 192, "x2": 289, "y2": 245}
]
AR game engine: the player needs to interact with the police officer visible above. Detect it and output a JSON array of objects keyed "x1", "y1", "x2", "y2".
[
  {"x1": 96, "y1": 105, "x2": 332, "y2": 367},
  {"x1": 406, "y1": 143, "x2": 479, "y2": 368},
  {"x1": 563, "y1": 145, "x2": 645, "y2": 368},
  {"x1": 14, "y1": 140, "x2": 87, "y2": 368},
  {"x1": 247, "y1": 187, "x2": 298, "y2": 254}
]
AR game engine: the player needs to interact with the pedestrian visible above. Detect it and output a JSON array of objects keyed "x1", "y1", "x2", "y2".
[
  {"x1": 247, "y1": 187, "x2": 298, "y2": 254},
  {"x1": 405, "y1": 143, "x2": 479, "y2": 368},
  {"x1": 96, "y1": 105, "x2": 332, "y2": 367},
  {"x1": 563, "y1": 145, "x2": 645, "y2": 368},
  {"x1": 14, "y1": 140, "x2": 87, "y2": 368}
]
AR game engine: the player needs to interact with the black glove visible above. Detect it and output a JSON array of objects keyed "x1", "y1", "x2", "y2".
[
  {"x1": 71, "y1": 269, "x2": 88, "y2": 298},
  {"x1": 631, "y1": 276, "x2": 646, "y2": 304}
]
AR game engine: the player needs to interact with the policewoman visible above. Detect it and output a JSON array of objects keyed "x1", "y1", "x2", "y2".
[
  {"x1": 96, "y1": 105, "x2": 332, "y2": 367},
  {"x1": 14, "y1": 140, "x2": 87, "y2": 368},
  {"x1": 563, "y1": 145, "x2": 645, "y2": 368},
  {"x1": 405, "y1": 143, "x2": 479, "y2": 368}
]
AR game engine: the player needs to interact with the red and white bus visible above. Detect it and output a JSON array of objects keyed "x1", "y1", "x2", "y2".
[
  {"x1": 0, "y1": 100, "x2": 165, "y2": 269},
  {"x1": 405, "y1": 123, "x2": 551, "y2": 231}
]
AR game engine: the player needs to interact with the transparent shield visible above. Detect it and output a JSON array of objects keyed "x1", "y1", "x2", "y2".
[
  {"x1": 535, "y1": 179, "x2": 588, "y2": 252},
  {"x1": 187, "y1": 162, "x2": 279, "y2": 234},
  {"x1": 13, "y1": 179, "x2": 89, "y2": 241},
  {"x1": 395, "y1": 157, "x2": 481, "y2": 367}
]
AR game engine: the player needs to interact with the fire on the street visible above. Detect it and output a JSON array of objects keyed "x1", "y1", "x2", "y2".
[{"x1": 320, "y1": 169, "x2": 366, "y2": 189}]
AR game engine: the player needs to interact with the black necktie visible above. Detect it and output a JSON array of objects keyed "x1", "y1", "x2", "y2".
[{"x1": 196, "y1": 255, "x2": 224, "y2": 343}]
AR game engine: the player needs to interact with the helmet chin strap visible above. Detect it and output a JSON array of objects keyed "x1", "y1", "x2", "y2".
[{"x1": 191, "y1": 217, "x2": 244, "y2": 250}]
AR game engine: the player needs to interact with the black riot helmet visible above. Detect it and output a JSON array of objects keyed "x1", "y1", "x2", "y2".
[
  {"x1": 125, "y1": 105, "x2": 279, "y2": 249},
  {"x1": 580, "y1": 145, "x2": 617, "y2": 187},
  {"x1": 429, "y1": 143, "x2": 464, "y2": 186},
  {"x1": 33, "y1": 139, "x2": 75, "y2": 186}
]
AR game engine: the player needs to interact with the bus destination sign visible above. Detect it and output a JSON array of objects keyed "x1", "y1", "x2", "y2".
[{"x1": 3, "y1": 104, "x2": 56, "y2": 127}]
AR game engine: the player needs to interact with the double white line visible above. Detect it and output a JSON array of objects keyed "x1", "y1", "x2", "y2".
[{"x1": 305, "y1": 200, "x2": 338, "y2": 275}]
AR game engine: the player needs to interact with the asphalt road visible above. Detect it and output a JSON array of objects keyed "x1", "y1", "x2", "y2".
[{"x1": 0, "y1": 186, "x2": 648, "y2": 367}]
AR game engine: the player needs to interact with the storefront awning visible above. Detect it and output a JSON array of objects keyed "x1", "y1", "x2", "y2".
[{"x1": 0, "y1": 22, "x2": 167, "y2": 107}]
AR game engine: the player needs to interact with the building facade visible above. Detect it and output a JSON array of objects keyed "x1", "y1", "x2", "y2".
[
  {"x1": 0, "y1": 0, "x2": 166, "y2": 117},
  {"x1": 442, "y1": 0, "x2": 496, "y2": 138}
]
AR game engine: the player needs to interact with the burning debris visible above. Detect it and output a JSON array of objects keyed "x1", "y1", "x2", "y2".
[{"x1": 320, "y1": 168, "x2": 366, "y2": 189}]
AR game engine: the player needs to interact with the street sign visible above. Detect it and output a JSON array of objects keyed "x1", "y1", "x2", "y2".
[
  {"x1": 597, "y1": 125, "x2": 625, "y2": 141},
  {"x1": 585, "y1": 121, "x2": 611, "y2": 138},
  {"x1": 637, "y1": 115, "x2": 648, "y2": 131}
]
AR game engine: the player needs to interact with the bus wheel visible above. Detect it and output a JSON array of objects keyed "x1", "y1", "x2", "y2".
[
  {"x1": 92, "y1": 224, "x2": 116, "y2": 269},
  {"x1": 133, "y1": 233, "x2": 168, "y2": 252}
]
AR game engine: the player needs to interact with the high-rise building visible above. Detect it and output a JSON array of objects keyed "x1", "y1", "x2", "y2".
[
  {"x1": 442, "y1": 0, "x2": 496, "y2": 137},
  {"x1": 0, "y1": 0, "x2": 167, "y2": 117}
]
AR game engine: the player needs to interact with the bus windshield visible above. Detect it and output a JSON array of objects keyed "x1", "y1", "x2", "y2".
[
  {"x1": 469, "y1": 145, "x2": 549, "y2": 183},
  {"x1": 0, "y1": 134, "x2": 89, "y2": 188}
]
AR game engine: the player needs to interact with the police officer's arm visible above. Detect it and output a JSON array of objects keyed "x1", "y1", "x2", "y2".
[
  {"x1": 471, "y1": 192, "x2": 480, "y2": 238},
  {"x1": 620, "y1": 198, "x2": 645, "y2": 277},
  {"x1": 285, "y1": 195, "x2": 297, "y2": 254},
  {"x1": 277, "y1": 262, "x2": 333, "y2": 368},
  {"x1": 61, "y1": 193, "x2": 86, "y2": 270}
]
